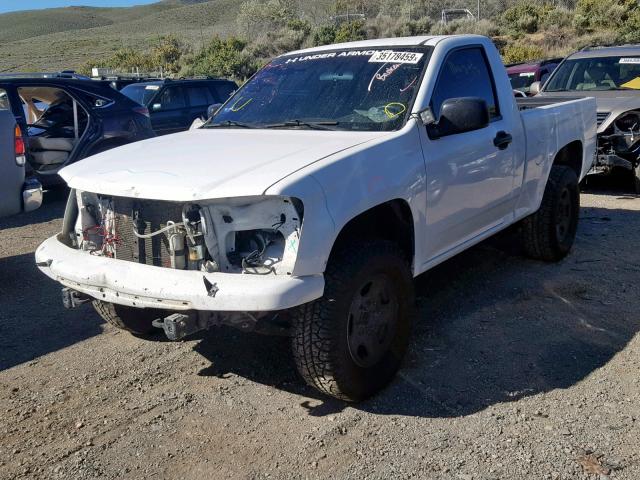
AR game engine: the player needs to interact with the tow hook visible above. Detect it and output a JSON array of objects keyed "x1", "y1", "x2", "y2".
[
  {"x1": 61, "y1": 287, "x2": 91, "y2": 309},
  {"x1": 152, "y1": 313, "x2": 206, "y2": 341}
]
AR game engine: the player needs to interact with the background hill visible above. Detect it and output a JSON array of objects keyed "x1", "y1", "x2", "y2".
[
  {"x1": 0, "y1": 0, "x2": 637, "y2": 77},
  {"x1": 0, "y1": 0, "x2": 243, "y2": 72}
]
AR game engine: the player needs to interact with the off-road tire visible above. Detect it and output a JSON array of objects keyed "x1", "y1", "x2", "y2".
[
  {"x1": 93, "y1": 300, "x2": 162, "y2": 335},
  {"x1": 292, "y1": 241, "x2": 414, "y2": 402},
  {"x1": 521, "y1": 165, "x2": 580, "y2": 261}
]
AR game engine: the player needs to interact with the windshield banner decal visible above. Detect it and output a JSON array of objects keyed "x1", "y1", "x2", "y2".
[{"x1": 284, "y1": 49, "x2": 423, "y2": 64}]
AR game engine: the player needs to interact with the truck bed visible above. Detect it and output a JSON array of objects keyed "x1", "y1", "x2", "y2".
[
  {"x1": 513, "y1": 96, "x2": 597, "y2": 219},
  {"x1": 516, "y1": 96, "x2": 582, "y2": 110}
]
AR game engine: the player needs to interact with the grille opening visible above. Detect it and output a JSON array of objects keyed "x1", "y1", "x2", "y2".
[
  {"x1": 108, "y1": 196, "x2": 185, "y2": 267},
  {"x1": 596, "y1": 112, "x2": 609, "y2": 127}
]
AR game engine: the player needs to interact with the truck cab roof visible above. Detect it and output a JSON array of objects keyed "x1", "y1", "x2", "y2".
[{"x1": 282, "y1": 34, "x2": 483, "y2": 57}]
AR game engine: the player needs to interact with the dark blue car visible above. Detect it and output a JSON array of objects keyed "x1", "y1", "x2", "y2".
[
  {"x1": 0, "y1": 75, "x2": 155, "y2": 186},
  {"x1": 121, "y1": 78, "x2": 237, "y2": 135}
]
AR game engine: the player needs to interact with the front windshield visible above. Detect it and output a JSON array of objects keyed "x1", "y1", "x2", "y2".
[
  {"x1": 545, "y1": 56, "x2": 640, "y2": 92},
  {"x1": 209, "y1": 47, "x2": 431, "y2": 131},
  {"x1": 509, "y1": 71, "x2": 536, "y2": 93},
  {"x1": 121, "y1": 84, "x2": 159, "y2": 106}
]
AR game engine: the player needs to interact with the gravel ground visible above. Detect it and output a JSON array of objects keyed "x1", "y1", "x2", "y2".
[{"x1": 0, "y1": 185, "x2": 639, "y2": 480}]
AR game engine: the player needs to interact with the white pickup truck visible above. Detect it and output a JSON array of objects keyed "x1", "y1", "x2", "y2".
[{"x1": 36, "y1": 35, "x2": 596, "y2": 401}]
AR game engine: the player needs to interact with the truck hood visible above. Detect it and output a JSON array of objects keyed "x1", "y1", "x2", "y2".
[
  {"x1": 61, "y1": 128, "x2": 384, "y2": 201},
  {"x1": 539, "y1": 90, "x2": 640, "y2": 132}
]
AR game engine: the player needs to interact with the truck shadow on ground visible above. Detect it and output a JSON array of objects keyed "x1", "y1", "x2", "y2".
[
  {"x1": 194, "y1": 202, "x2": 640, "y2": 418},
  {"x1": 0, "y1": 188, "x2": 103, "y2": 371},
  {"x1": 0, "y1": 253, "x2": 104, "y2": 371}
]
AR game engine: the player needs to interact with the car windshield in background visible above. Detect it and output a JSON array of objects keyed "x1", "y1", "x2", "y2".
[
  {"x1": 545, "y1": 56, "x2": 640, "y2": 92},
  {"x1": 509, "y1": 72, "x2": 536, "y2": 92},
  {"x1": 120, "y1": 84, "x2": 159, "y2": 106},
  {"x1": 209, "y1": 47, "x2": 431, "y2": 131}
]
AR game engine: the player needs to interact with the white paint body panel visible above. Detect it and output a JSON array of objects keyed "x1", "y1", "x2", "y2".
[
  {"x1": 37, "y1": 35, "x2": 597, "y2": 312},
  {"x1": 60, "y1": 128, "x2": 384, "y2": 201}
]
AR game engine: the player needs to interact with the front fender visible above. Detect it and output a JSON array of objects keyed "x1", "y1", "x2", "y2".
[
  {"x1": 266, "y1": 174, "x2": 336, "y2": 276},
  {"x1": 268, "y1": 124, "x2": 427, "y2": 275}
]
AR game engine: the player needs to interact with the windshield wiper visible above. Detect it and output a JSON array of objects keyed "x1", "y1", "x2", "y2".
[
  {"x1": 264, "y1": 120, "x2": 340, "y2": 130},
  {"x1": 204, "y1": 120, "x2": 257, "y2": 129}
]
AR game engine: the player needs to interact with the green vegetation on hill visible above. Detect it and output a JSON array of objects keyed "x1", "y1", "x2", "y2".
[{"x1": 1, "y1": 0, "x2": 640, "y2": 77}]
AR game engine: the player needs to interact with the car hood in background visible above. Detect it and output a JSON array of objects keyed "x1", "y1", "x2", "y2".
[
  {"x1": 539, "y1": 90, "x2": 640, "y2": 132},
  {"x1": 61, "y1": 128, "x2": 385, "y2": 201}
]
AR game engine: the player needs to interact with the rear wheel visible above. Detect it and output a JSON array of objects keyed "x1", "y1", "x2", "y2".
[
  {"x1": 521, "y1": 165, "x2": 580, "y2": 261},
  {"x1": 93, "y1": 300, "x2": 162, "y2": 335},
  {"x1": 292, "y1": 241, "x2": 414, "y2": 402}
]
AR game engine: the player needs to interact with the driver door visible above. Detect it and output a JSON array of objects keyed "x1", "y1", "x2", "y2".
[{"x1": 418, "y1": 46, "x2": 516, "y2": 262}]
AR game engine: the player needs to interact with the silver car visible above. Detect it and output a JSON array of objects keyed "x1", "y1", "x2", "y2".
[
  {"x1": 533, "y1": 45, "x2": 640, "y2": 192},
  {"x1": 0, "y1": 108, "x2": 42, "y2": 218}
]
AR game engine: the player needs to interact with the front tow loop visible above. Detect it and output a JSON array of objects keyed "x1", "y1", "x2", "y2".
[{"x1": 151, "y1": 313, "x2": 206, "y2": 341}]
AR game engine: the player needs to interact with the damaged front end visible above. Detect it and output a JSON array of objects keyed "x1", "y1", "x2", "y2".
[
  {"x1": 37, "y1": 190, "x2": 324, "y2": 340},
  {"x1": 594, "y1": 111, "x2": 640, "y2": 188},
  {"x1": 72, "y1": 191, "x2": 303, "y2": 277}
]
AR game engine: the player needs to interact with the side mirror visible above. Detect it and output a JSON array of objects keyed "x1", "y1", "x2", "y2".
[
  {"x1": 428, "y1": 97, "x2": 489, "y2": 139},
  {"x1": 529, "y1": 81, "x2": 541, "y2": 96},
  {"x1": 207, "y1": 103, "x2": 223, "y2": 118},
  {"x1": 152, "y1": 103, "x2": 162, "y2": 111}
]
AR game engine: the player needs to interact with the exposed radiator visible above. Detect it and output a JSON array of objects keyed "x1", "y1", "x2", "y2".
[{"x1": 109, "y1": 197, "x2": 184, "y2": 268}]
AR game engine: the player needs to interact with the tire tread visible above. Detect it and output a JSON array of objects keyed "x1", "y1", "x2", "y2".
[{"x1": 291, "y1": 241, "x2": 412, "y2": 401}]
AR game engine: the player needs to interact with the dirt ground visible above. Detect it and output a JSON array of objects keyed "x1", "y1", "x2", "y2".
[{"x1": 0, "y1": 183, "x2": 639, "y2": 480}]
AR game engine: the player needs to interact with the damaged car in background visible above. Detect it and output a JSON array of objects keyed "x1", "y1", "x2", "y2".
[
  {"x1": 0, "y1": 74, "x2": 155, "y2": 187},
  {"x1": 37, "y1": 35, "x2": 596, "y2": 402},
  {"x1": 534, "y1": 45, "x2": 640, "y2": 192}
]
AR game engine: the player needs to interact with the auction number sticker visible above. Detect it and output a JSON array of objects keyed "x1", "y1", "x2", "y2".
[
  {"x1": 620, "y1": 58, "x2": 640, "y2": 64},
  {"x1": 369, "y1": 51, "x2": 424, "y2": 64}
]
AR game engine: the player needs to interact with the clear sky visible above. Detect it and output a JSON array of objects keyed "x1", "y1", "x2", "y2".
[{"x1": 0, "y1": 1, "x2": 158, "y2": 14}]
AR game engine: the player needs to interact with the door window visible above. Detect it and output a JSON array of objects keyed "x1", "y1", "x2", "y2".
[
  {"x1": 186, "y1": 86, "x2": 214, "y2": 107},
  {"x1": 17, "y1": 86, "x2": 88, "y2": 138},
  {"x1": 157, "y1": 86, "x2": 186, "y2": 110},
  {"x1": 212, "y1": 82, "x2": 236, "y2": 102},
  {"x1": 540, "y1": 70, "x2": 551, "y2": 84},
  {"x1": 431, "y1": 47, "x2": 499, "y2": 119}
]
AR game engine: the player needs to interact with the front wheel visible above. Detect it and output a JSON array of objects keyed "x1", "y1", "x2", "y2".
[
  {"x1": 292, "y1": 241, "x2": 414, "y2": 402},
  {"x1": 93, "y1": 300, "x2": 163, "y2": 335},
  {"x1": 521, "y1": 165, "x2": 580, "y2": 261}
]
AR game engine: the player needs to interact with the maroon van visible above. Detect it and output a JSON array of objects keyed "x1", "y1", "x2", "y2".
[{"x1": 507, "y1": 58, "x2": 563, "y2": 96}]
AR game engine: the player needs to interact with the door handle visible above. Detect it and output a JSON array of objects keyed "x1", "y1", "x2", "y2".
[{"x1": 494, "y1": 131, "x2": 513, "y2": 150}]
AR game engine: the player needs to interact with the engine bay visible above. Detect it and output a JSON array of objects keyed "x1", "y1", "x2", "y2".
[
  {"x1": 74, "y1": 191, "x2": 302, "y2": 276},
  {"x1": 596, "y1": 110, "x2": 640, "y2": 174}
]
